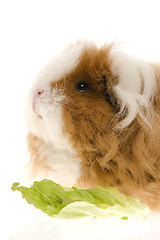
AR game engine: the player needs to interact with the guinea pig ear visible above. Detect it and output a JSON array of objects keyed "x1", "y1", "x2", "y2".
[{"x1": 102, "y1": 74, "x2": 120, "y2": 112}]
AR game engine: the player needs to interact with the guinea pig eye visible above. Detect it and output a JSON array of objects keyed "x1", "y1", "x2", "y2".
[{"x1": 75, "y1": 81, "x2": 89, "y2": 93}]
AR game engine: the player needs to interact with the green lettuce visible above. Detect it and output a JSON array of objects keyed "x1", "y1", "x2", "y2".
[{"x1": 11, "y1": 180, "x2": 150, "y2": 219}]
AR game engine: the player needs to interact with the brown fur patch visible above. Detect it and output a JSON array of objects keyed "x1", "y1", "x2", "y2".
[{"x1": 52, "y1": 45, "x2": 160, "y2": 209}]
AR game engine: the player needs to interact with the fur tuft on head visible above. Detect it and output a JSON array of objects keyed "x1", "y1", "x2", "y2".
[{"x1": 110, "y1": 47, "x2": 157, "y2": 128}]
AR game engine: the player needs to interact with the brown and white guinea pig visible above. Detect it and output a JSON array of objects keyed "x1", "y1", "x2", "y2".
[{"x1": 25, "y1": 40, "x2": 160, "y2": 210}]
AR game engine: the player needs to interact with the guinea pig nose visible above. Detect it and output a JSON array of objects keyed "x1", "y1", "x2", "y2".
[{"x1": 36, "y1": 89, "x2": 44, "y2": 97}]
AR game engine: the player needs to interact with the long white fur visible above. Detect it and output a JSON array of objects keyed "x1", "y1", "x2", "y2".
[
  {"x1": 25, "y1": 42, "x2": 85, "y2": 186},
  {"x1": 28, "y1": 140, "x2": 81, "y2": 187},
  {"x1": 25, "y1": 41, "x2": 86, "y2": 142},
  {"x1": 110, "y1": 49, "x2": 157, "y2": 128}
]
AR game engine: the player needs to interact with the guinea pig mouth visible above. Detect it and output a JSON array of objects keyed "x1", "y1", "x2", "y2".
[
  {"x1": 32, "y1": 100, "x2": 43, "y2": 119},
  {"x1": 37, "y1": 113, "x2": 43, "y2": 119}
]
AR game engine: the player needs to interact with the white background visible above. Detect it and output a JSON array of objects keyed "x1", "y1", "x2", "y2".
[{"x1": 1, "y1": 0, "x2": 160, "y2": 239}]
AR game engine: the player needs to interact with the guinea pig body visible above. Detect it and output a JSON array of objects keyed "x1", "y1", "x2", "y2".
[{"x1": 25, "y1": 41, "x2": 160, "y2": 209}]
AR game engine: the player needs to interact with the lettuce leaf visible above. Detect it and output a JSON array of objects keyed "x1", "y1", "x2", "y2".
[{"x1": 11, "y1": 180, "x2": 150, "y2": 219}]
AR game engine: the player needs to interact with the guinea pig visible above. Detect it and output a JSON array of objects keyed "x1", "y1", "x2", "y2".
[{"x1": 25, "y1": 40, "x2": 160, "y2": 210}]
